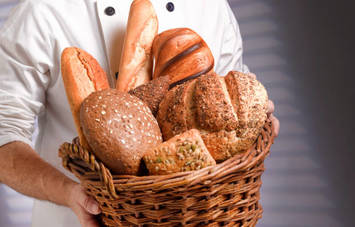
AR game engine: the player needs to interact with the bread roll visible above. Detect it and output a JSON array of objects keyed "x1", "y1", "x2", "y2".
[
  {"x1": 116, "y1": 0, "x2": 158, "y2": 92},
  {"x1": 129, "y1": 76, "x2": 170, "y2": 116},
  {"x1": 143, "y1": 129, "x2": 216, "y2": 175},
  {"x1": 152, "y1": 28, "x2": 214, "y2": 88},
  {"x1": 80, "y1": 89, "x2": 162, "y2": 175},
  {"x1": 61, "y1": 47, "x2": 110, "y2": 149},
  {"x1": 157, "y1": 71, "x2": 268, "y2": 162}
]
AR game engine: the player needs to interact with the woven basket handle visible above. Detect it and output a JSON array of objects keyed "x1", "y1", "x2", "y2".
[{"x1": 58, "y1": 140, "x2": 119, "y2": 199}]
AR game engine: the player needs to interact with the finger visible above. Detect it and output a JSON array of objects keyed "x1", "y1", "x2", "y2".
[
  {"x1": 76, "y1": 187, "x2": 101, "y2": 215},
  {"x1": 267, "y1": 100, "x2": 275, "y2": 116},
  {"x1": 270, "y1": 114, "x2": 280, "y2": 137},
  {"x1": 76, "y1": 206, "x2": 100, "y2": 227}
]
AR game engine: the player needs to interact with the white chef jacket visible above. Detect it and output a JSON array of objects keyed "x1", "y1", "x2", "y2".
[{"x1": 0, "y1": 0, "x2": 249, "y2": 226}]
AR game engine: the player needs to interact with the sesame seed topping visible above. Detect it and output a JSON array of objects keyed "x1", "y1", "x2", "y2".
[
  {"x1": 95, "y1": 119, "x2": 100, "y2": 122},
  {"x1": 101, "y1": 110, "x2": 106, "y2": 115},
  {"x1": 121, "y1": 139, "x2": 126, "y2": 144}
]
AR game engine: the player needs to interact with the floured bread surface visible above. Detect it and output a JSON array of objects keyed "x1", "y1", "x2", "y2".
[{"x1": 80, "y1": 88, "x2": 162, "y2": 175}]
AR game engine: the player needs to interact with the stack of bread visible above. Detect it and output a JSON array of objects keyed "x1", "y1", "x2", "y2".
[{"x1": 60, "y1": 0, "x2": 268, "y2": 176}]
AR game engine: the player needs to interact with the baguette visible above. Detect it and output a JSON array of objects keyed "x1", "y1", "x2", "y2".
[
  {"x1": 116, "y1": 0, "x2": 158, "y2": 92},
  {"x1": 61, "y1": 47, "x2": 110, "y2": 149}
]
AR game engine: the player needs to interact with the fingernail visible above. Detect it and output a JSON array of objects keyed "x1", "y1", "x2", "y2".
[{"x1": 89, "y1": 202, "x2": 101, "y2": 214}]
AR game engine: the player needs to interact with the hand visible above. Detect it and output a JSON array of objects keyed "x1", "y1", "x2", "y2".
[
  {"x1": 267, "y1": 100, "x2": 280, "y2": 137},
  {"x1": 67, "y1": 183, "x2": 101, "y2": 227},
  {"x1": 248, "y1": 73, "x2": 280, "y2": 137}
]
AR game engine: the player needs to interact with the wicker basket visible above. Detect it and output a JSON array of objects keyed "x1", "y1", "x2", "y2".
[{"x1": 58, "y1": 119, "x2": 275, "y2": 227}]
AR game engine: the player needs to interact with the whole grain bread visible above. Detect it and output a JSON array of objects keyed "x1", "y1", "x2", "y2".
[
  {"x1": 129, "y1": 75, "x2": 170, "y2": 116},
  {"x1": 157, "y1": 71, "x2": 268, "y2": 162},
  {"x1": 143, "y1": 129, "x2": 216, "y2": 175},
  {"x1": 80, "y1": 89, "x2": 162, "y2": 175}
]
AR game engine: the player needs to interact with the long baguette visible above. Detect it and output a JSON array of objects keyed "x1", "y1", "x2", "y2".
[{"x1": 116, "y1": 0, "x2": 158, "y2": 92}]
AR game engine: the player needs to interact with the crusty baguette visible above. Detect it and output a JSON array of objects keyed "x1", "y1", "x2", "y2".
[
  {"x1": 116, "y1": 0, "x2": 158, "y2": 92},
  {"x1": 157, "y1": 71, "x2": 268, "y2": 162},
  {"x1": 143, "y1": 129, "x2": 216, "y2": 175},
  {"x1": 152, "y1": 28, "x2": 214, "y2": 88},
  {"x1": 61, "y1": 47, "x2": 110, "y2": 149}
]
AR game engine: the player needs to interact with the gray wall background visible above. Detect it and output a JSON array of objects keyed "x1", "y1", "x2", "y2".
[{"x1": 0, "y1": 0, "x2": 354, "y2": 226}]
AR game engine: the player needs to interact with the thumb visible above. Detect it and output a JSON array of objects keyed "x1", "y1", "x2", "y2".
[{"x1": 76, "y1": 188, "x2": 101, "y2": 215}]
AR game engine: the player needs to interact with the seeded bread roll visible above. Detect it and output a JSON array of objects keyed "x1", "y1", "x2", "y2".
[
  {"x1": 129, "y1": 75, "x2": 170, "y2": 116},
  {"x1": 143, "y1": 129, "x2": 216, "y2": 175},
  {"x1": 157, "y1": 71, "x2": 268, "y2": 162},
  {"x1": 80, "y1": 89, "x2": 162, "y2": 175}
]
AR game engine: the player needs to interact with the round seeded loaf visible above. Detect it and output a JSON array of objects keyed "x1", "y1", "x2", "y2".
[{"x1": 80, "y1": 89, "x2": 162, "y2": 175}]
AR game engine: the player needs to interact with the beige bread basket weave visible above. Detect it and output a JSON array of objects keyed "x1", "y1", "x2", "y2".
[{"x1": 58, "y1": 119, "x2": 275, "y2": 227}]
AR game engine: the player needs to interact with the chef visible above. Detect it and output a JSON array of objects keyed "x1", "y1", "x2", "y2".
[{"x1": 0, "y1": 0, "x2": 279, "y2": 226}]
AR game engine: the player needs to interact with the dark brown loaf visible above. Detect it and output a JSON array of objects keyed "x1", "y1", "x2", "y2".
[
  {"x1": 61, "y1": 47, "x2": 110, "y2": 150},
  {"x1": 143, "y1": 129, "x2": 216, "y2": 175},
  {"x1": 80, "y1": 89, "x2": 162, "y2": 175},
  {"x1": 128, "y1": 76, "x2": 170, "y2": 116},
  {"x1": 157, "y1": 71, "x2": 268, "y2": 162},
  {"x1": 152, "y1": 28, "x2": 214, "y2": 88}
]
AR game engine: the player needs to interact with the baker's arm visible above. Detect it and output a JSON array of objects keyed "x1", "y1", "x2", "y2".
[
  {"x1": 0, "y1": 2, "x2": 100, "y2": 226},
  {"x1": 0, "y1": 141, "x2": 101, "y2": 226}
]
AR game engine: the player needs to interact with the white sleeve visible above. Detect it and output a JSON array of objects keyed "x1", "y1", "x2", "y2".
[
  {"x1": 0, "y1": 2, "x2": 52, "y2": 147},
  {"x1": 215, "y1": 0, "x2": 249, "y2": 75}
]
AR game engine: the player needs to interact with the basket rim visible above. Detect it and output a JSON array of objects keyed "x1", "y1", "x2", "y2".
[{"x1": 59, "y1": 119, "x2": 275, "y2": 198}]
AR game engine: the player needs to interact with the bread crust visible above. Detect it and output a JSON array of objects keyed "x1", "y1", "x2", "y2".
[
  {"x1": 116, "y1": 0, "x2": 158, "y2": 92},
  {"x1": 152, "y1": 28, "x2": 214, "y2": 87},
  {"x1": 157, "y1": 71, "x2": 268, "y2": 162},
  {"x1": 61, "y1": 47, "x2": 109, "y2": 149},
  {"x1": 143, "y1": 129, "x2": 216, "y2": 175},
  {"x1": 157, "y1": 79, "x2": 198, "y2": 141},
  {"x1": 129, "y1": 75, "x2": 170, "y2": 116},
  {"x1": 80, "y1": 89, "x2": 162, "y2": 175}
]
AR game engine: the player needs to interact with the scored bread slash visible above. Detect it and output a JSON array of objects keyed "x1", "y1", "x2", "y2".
[
  {"x1": 61, "y1": 47, "x2": 110, "y2": 150},
  {"x1": 143, "y1": 129, "x2": 216, "y2": 175},
  {"x1": 152, "y1": 28, "x2": 215, "y2": 87}
]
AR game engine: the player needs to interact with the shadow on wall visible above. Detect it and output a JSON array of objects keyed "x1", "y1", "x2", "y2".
[{"x1": 229, "y1": 0, "x2": 355, "y2": 226}]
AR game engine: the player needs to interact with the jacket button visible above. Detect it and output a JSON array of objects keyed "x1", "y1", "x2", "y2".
[
  {"x1": 105, "y1": 6, "x2": 116, "y2": 16},
  {"x1": 166, "y1": 2, "x2": 175, "y2": 12}
]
